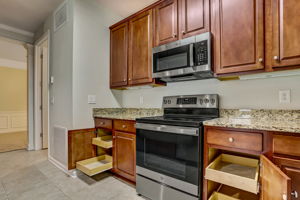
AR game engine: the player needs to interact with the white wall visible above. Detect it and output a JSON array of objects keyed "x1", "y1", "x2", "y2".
[
  {"x1": 121, "y1": 75, "x2": 300, "y2": 110},
  {"x1": 72, "y1": 0, "x2": 123, "y2": 129}
]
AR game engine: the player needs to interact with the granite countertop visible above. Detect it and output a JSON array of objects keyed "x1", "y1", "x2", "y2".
[
  {"x1": 93, "y1": 108, "x2": 163, "y2": 120},
  {"x1": 203, "y1": 109, "x2": 300, "y2": 133}
]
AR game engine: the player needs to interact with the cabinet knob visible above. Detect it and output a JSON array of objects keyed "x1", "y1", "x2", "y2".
[
  {"x1": 291, "y1": 191, "x2": 298, "y2": 198},
  {"x1": 181, "y1": 31, "x2": 186, "y2": 35},
  {"x1": 100, "y1": 122, "x2": 104, "y2": 125},
  {"x1": 274, "y1": 56, "x2": 279, "y2": 61},
  {"x1": 122, "y1": 125, "x2": 127, "y2": 128},
  {"x1": 172, "y1": 33, "x2": 177, "y2": 38},
  {"x1": 123, "y1": 79, "x2": 126, "y2": 82},
  {"x1": 228, "y1": 137, "x2": 234, "y2": 143},
  {"x1": 128, "y1": 78, "x2": 131, "y2": 81},
  {"x1": 258, "y1": 58, "x2": 263, "y2": 63}
]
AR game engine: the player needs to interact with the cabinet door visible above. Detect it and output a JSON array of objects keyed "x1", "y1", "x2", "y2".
[
  {"x1": 68, "y1": 129, "x2": 96, "y2": 170},
  {"x1": 261, "y1": 155, "x2": 291, "y2": 200},
  {"x1": 179, "y1": 0, "x2": 209, "y2": 38},
  {"x1": 154, "y1": 0, "x2": 178, "y2": 46},
  {"x1": 271, "y1": 0, "x2": 300, "y2": 68},
  {"x1": 273, "y1": 156, "x2": 300, "y2": 200},
  {"x1": 128, "y1": 10, "x2": 153, "y2": 85},
  {"x1": 212, "y1": 0, "x2": 264, "y2": 74},
  {"x1": 110, "y1": 23, "x2": 128, "y2": 88},
  {"x1": 114, "y1": 131, "x2": 136, "y2": 182}
]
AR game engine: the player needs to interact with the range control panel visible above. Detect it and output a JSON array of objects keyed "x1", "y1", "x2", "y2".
[{"x1": 163, "y1": 94, "x2": 219, "y2": 108}]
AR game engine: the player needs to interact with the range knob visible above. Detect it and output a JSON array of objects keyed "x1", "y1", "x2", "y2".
[
  {"x1": 168, "y1": 100, "x2": 171, "y2": 104},
  {"x1": 210, "y1": 99, "x2": 216, "y2": 104},
  {"x1": 204, "y1": 99, "x2": 210, "y2": 104},
  {"x1": 199, "y1": 99, "x2": 204, "y2": 104}
]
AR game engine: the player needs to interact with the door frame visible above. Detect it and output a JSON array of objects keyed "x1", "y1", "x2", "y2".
[{"x1": 34, "y1": 30, "x2": 50, "y2": 150}]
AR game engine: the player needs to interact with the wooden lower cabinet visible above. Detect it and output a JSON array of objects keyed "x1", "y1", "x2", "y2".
[
  {"x1": 203, "y1": 126, "x2": 298, "y2": 200},
  {"x1": 113, "y1": 131, "x2": 136, "y2": 182}
]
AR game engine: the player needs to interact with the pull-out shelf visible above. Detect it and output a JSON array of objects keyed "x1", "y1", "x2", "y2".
[
  {"x1": 209, "y1": 185, "x2": 259, "y2": 200},
  {"x1": 76, "y1": 155, "x2": 112, "y2": 176},
  {"x1": 92, "y1": 136, "x2": 113, "y2": 148},
  {"x1": 205, "y1": 154, "x2": 259, "y2": 194}
]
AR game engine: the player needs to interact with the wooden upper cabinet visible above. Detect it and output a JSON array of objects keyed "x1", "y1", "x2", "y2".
[
  {"x1": 212, "y1": 0, "x2": 264, "y2": 74},
  {"x1": 154, "y1": 0, "x2": 179, "y2": 46},
  {"x1": 271, "y1": 0, "x2": 300, "y2": 69},
  {"x1": 261, "y1": 155, "x2": 291, "y2": 200},
  {"x1": 110, "y1": 22, "x2": 128, "y2": 88},
  {"x1": 128, "y1": 10, "x2": 153, "y2": 85},
  {"x1": 179, "y1": 0, "x2": 210, "y2": 38}
]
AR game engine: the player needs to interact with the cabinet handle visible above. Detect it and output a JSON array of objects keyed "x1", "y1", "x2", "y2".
[
  {"x1": 228, "y1": 137, "x2": 234, "y2": 143},
  {"x1": 274, "y1": 56, "x2": 279, "y2": 61},
  {"x1": 291, "y1": 191, "x2": 298, "y2": 198},
  {"x1": 258, "y1": 58, "x2": 263, "y2": 63},
  {"x1": 122, "y1": 125, "x2": 127, "y2": 128}
]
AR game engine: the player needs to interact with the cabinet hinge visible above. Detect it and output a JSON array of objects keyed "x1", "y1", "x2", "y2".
[{"x1": 40, "y1": 133, "x2": 43, "y2": 137}]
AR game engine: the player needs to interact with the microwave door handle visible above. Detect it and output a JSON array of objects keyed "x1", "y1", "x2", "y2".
[{"x1": 189, "y1": 44, "x2": 194, "y2": 67}]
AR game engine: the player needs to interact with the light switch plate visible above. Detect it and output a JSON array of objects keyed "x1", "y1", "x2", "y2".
[
  {"x1": 279, "y1": 90, "x2": 291, "y2": 103},
  {"x1": 88, "y1": 95, "x2": 96, "y2": 104}
]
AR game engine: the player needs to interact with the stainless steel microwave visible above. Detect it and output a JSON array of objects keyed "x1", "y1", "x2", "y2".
[{"x1": 152, "y1": 32, "x2": 213, "y2": 82}]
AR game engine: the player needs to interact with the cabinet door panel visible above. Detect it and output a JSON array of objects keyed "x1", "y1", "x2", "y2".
[
  {"x1": 272, "y1": 0, "x2": 300, "y2": 68},
  {"x1": 128, "y1": 10, "x2": 153, "y2": 85},
  {"x1": 114, "y1": 131, "x2": 136, "y2": 182},
  {"x1": 273, "y1": 156, "x2": 300, "y2": 200},
  {"x1": 110, "y1": 23, "x2": 128, "y2": 88},
  {"x1": 212, "y1": 0, "x2": 264, "y2": 74},
  {"x1": 261, "y1": 155, "x2": 291, "y2": 200},
  {"x1": 155, "y1": 0, "x2": 178, "y2": 46},
  {"x1": 180, "y1": 0, "x2": 209, "y2": 38}
]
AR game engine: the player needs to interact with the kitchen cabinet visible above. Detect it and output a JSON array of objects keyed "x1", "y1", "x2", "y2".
[
  {"x1": 128, "y1": 10, "x2": 153, "y2": 85},
  {"x1": 154, "y1": 0, "x2": 178, "y2": 46},
  {"x1": 110, "y1": 22, "x2": 128, "y2": 88},
  {"x1": 270, "y1": 0, "x2": 300, "y2": 70},
  {"x1": 179, "y1": 0, "x2": 210, "y2": 38},
  {"x1": 68, "y1": 128, "x2": 96, "y2": 170},
  {"x1": 203, "y1": 126, "x2": 299, "y2": 200},
  {"x1": 113, "y1": 131, "x2": 136, "y2": 182},
  {"x1": 212, "y1": 0, "x2": 264, "y2": 74}
]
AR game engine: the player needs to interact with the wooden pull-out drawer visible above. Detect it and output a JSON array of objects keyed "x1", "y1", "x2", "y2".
[
  {"x1": 92, "y1": 136, "x2": 112, "y2": 149},
  {"x1": 205, "y1": 154, "x2": 259, "y2": 194},
  {"x1": 209, "y1": 185, "x2": 259, "y2": 200},
  {"x1": 95, "y1": 118, "x2": 112, "y2": 129},
  {"x1": 207, "y1": 128, "x2": 263, "y2": 152},
  {"x1": 114, "y1": 120, "x2": 135, "y2": 133},
  {"x1": 76, "y1": 155, "x2": 113, "y2": 176},
  {"x1": 273, "y1": 135, "x2": 300, "y2": 157}
]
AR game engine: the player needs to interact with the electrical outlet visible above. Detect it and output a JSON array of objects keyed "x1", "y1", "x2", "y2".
[
  {"x1": 279, "y1": 90, "x2": 291, "y2": 103},
  {"x1": 88, "y1": 95, "x2": 96, "y2": 104}
]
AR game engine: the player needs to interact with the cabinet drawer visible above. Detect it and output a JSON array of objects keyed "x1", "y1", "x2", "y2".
[
  {"x1": 114, "y1": 120, "x2": 135, "y2": 133},
  {"x1": 273, "y1": 135, "x2": 300, "y2": 157},
  {"x1": 205, "y1": 154, "x2": 259, "y2": 194},
  {"x1": 94, "y1": 118, "x2": 112, "y2": 129},
  {"x1": 209, "y1": 185, "x2": 259, "y2": 200},
  {"x1": 207, "y1": 128, "x2": 263, "y2": 152}
]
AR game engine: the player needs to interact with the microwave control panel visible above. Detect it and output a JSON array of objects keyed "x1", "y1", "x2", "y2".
[{"x1": 194, "y1": 40, "x2": 208, "y2": 66}]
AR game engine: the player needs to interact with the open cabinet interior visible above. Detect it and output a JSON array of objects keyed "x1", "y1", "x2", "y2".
[
  {"x1": 76, "y1": 128, "x2": 113, "y2": 176},
  {"x1": 206, "y1": 148, "x2": 260, "y2": 200}
]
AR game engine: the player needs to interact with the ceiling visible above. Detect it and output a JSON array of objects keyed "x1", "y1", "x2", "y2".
[
  {"x1": 96, "y1": 0, "x2": 158, "y2": 18},
  {"x1": 0, "y1": 0, "x2": 64, "y2": 33}
]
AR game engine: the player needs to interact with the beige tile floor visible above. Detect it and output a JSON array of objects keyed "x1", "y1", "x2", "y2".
[{"x1": 0, "y1": 150, "x2": 145, "y2": 200}]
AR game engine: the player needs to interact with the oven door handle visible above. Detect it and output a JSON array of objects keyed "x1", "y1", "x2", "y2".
[{"x1": 136, "y1": 123, "x2": 199, "y2": 136}]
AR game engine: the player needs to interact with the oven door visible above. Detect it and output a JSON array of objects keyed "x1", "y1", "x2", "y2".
[
  {"x1": 136, "y1": 123, "x2": 201, "y2": 196},
  {"x1": 153, "y1": 44, "x2": 193, "y2": 77}
]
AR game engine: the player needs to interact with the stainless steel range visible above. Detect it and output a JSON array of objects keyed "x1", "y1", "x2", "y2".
[{"x1": 135, "y1": 94, "x2": 219, "y2": 200}]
